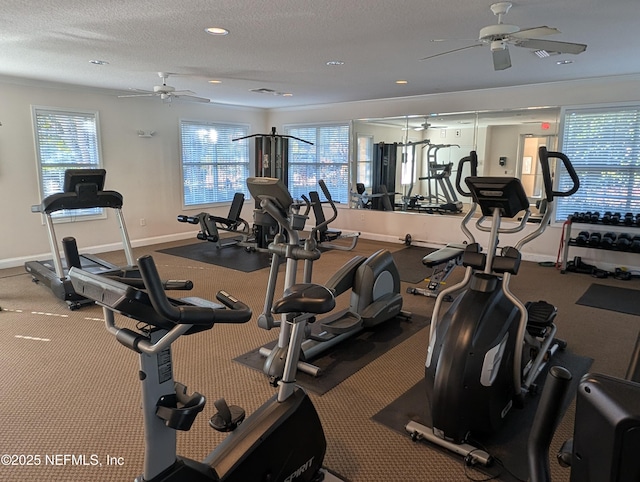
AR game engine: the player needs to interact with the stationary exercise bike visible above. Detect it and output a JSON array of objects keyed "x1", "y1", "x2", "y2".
[
  {"x1": 405, "y1": 147, "x2": 580, "y2": 465},
  {"x1": 69, "y1": 254, "x2": 342, "y2": 481},
  {"x1": 247, "y1": 177, "x2": 408, "y2": 378}
]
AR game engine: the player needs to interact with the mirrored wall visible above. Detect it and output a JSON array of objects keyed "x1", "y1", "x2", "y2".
[{"x1": 351, "y1": 106, "x2": 560, "y2": 214}]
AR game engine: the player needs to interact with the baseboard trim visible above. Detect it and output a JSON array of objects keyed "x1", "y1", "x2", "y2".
[{"x1": 1, "y1": 232, "x2": 196, "y2": 270}]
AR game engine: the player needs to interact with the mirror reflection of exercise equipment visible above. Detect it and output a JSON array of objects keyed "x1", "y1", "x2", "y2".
[{"x1": 401, "y1": 141, "x2": 462, "y2": 213}]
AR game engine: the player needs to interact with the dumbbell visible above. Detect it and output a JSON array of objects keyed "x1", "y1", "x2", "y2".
[
  {"x1": 631, "y1": 236, "x2": 640, "y2": 253},
  {"x1": 616, "y1": 233, "x2": 633, "y2": 251},
  {"x1": 602, "y1": 211, "x2": 613, "y2": 224},
  {"x1": 588, "y1": 232, "x2": 602, "y2": 247},
  {"x1": 575, "y1": 212, "x2": 588, "y2": 223},
  {"x1": 610, "y1": 212, "x2": 621, "y2": 225},
  {"x1": 624, "y1": 213, "x2": 634, "y2": 226},
  {"x1": 575, "y1": 231, "x2": 590, "y2": 246},
  {"x1": 601, "y1": 232, "x2": 617, "y2": 249},
  {"x1": 589, "y1": 211, "x2": 601, "y2": 223},
  {"x1": 635, "y1": 214, "x2": 640, "y2": 226}
]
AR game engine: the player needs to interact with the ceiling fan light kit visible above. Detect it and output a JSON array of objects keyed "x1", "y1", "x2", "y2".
[{"x1": 421, "y1": 1, "x2": 586, "y2": 71}]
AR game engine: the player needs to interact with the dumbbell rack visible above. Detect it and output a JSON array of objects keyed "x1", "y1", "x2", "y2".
[{"x1": 560, "y1": 215, "x2": 640, "y2": 273}]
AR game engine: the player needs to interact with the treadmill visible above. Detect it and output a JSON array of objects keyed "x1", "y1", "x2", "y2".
[{"x1": 25, "y1": 169, "x2": 191, "y2": 309}]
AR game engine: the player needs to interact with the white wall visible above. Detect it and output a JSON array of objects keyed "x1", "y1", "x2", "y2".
[
  {"x1": 2, "y1": 74, "x2": 640, "y2": 271},
  {"x1": 0, "y1": 80, "x2": 267, "y2": 267}
]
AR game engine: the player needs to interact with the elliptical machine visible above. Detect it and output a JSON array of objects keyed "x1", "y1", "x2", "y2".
[
  {"x1": 69, "y1": 253, "x2": 342, "y2": 481},
  {"x1": 405, "y1": 147, "x2": 580, "y2": 465},
  {"x1": 247, "y1": 177, "x2": 408, "y2": 378}
]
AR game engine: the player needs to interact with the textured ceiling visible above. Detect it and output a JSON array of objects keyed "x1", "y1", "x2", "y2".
[{"x1": 1, "y1": 0, "x2": 638, "y2": 109}]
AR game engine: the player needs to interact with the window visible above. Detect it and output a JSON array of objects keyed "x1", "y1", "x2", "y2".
[
  {"x1": 180, "y1": 120, "x2": 250, "y2": 207},
  {"x1": 284, "y1": 123, "x2": 350, "y2": 203},
  {"x1": 556, "y1": 106, "x2": 640, "y2": 222},
  {"x1": 356, "y1": 134, "x2": 373, "y2": 189},
  {"x1": 32, "y1": 107, "x2": 102, "y2": 219}
]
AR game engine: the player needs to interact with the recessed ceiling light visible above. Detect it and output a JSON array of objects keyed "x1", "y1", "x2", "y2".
[
  {"x1": 208, "y1": 80, "x2": 222, "y2": 84},
  {"x1": 556, "y1": 59, "x2": 573, "y2": 65},
  {"x1": 89, "y1": 59, "x2": 109, "y2": 65},
  {"x1": 395, "y1": 80, "x2": 408, "y2": 85},
  {"x1": 326, "y1": 60, "x2": 344, "y2": 66},
  {"x1": 205, "y1": 27, "x2": 229, "y2": 36},
  {"x1": 282, "y1": 93, "x2": 293, "y2": 97}
]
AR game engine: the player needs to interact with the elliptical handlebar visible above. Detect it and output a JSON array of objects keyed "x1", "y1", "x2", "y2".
[
  {"x1": 138, "y1": 255, "x2": 252, "y2": 325},
  {"x1": 539, "y1": 146, "x2": 580, "y2": 201},
  {"x1": 455, "y1": 151, "x2": 478, "y2": 197},
  {"x1": 527, "y1": 366, "x2": 573, "y2": 482},
  {"x1": 310, "y1": 180, "x2": 338, "y2": 234}
]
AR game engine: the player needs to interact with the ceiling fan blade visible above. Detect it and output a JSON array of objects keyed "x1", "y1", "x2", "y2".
[
  {"x1": 117, "y1": 93, "x2": 155, "y2": 98},
  {"x1": 174, "y1": 94, "x2": 211, "y2": 103},
  {"x1": 420, "y1": 43, "x2": 483, "y2": 61},
  {"x1": 510, "y1": 26, "x2": 560, "y2": 39},
  {"x1": 171, "y1": 90, "x2": 197, "y2": 96},
  {"x1": 517, "y1": 38, "x2": 587, "y2": 54},
  {"x1": 493, "y1": 47, "x2": 512, "y2": 71}
]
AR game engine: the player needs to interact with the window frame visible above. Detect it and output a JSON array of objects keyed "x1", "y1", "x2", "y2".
[
  {"x1": 556, "y1": 103, "x2": 640, "y2": 223},
  {"x1": 31, "y1": 105, "x2": 105, "y2": 222},
  {"x1": 179, "y1": 119, "x2": 251, "y2": 209}
]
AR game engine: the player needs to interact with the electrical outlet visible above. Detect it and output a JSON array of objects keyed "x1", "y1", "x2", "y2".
[{"x1": 140, "y1": 218, "x2": 146, "y2": 226}]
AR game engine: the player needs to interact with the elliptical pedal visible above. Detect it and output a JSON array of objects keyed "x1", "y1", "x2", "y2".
[{"x1": 525, "y1": 300, "x2": 557, "y2": 337}]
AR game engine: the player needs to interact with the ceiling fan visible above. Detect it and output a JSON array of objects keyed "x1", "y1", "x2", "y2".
[
  {"x1": 118, "y1": 72, "x2": 210, "y2": 103},
  {"x1": 421, "y1": 2, "x2": 587, "y2": 71},
  {"x1": 414, "y1": 118, "x2": 446, "y2": 131}
]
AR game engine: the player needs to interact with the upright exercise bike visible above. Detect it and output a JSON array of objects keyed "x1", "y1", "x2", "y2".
[
  {"x1": 69, "y1": 253, "x2": 342, "y2": 481},
  {"x1": 406, "y1": 147, "x2": 580, "y2": 465}
]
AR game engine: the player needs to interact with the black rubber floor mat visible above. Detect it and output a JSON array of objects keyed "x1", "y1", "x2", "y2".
[
  {"x1": 372, "y1": 349, "x2": 593, "y2": 481},
  {"x1": 157, "y1": 240, "x2": 278, "y2": 273},
  {"x1": 234, "y1": 313, "x2": 429, "y2": 395},
  {"x1": 576, "y1": 283, "x2": 640, "y2": 316}
]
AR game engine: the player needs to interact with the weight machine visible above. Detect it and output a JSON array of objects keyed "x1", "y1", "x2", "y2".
[{"x1": 232, "y1": 127, "x2": 313, "y2": 251}]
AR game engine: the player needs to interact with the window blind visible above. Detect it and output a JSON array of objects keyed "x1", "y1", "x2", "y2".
[
  {"x1": 180, "y1": 121, "x2": 250, "y2": 206},
  {"x1": 285, "y1": 124, "x2": 350, "y2": 203},
  {"x1": 556, "y1": 106, "x2": 640, "y2": 222},
  {"x1": 33, "y1": 108, "x2": 102, "y2": 218}
]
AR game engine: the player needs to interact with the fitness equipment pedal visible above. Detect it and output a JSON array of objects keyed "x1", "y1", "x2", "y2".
[
  {"x1": 525, "y1": 301, "x2": 558, "y2": 338},
  {"x1": 209, "y1": 398, "x2": 246, "y2": 432}
]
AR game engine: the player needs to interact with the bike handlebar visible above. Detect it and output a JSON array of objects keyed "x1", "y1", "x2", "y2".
[{"x1": 138, "y1": 255, "x2": 252, "y2": 325}]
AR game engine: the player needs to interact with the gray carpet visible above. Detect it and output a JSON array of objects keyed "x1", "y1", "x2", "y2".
[
  {"x1": 576, "y1": 283, "x2": 640, "y2": 316},
  {"x1": 372, "y1": 348, "x2": 593, "y2": 481}
]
